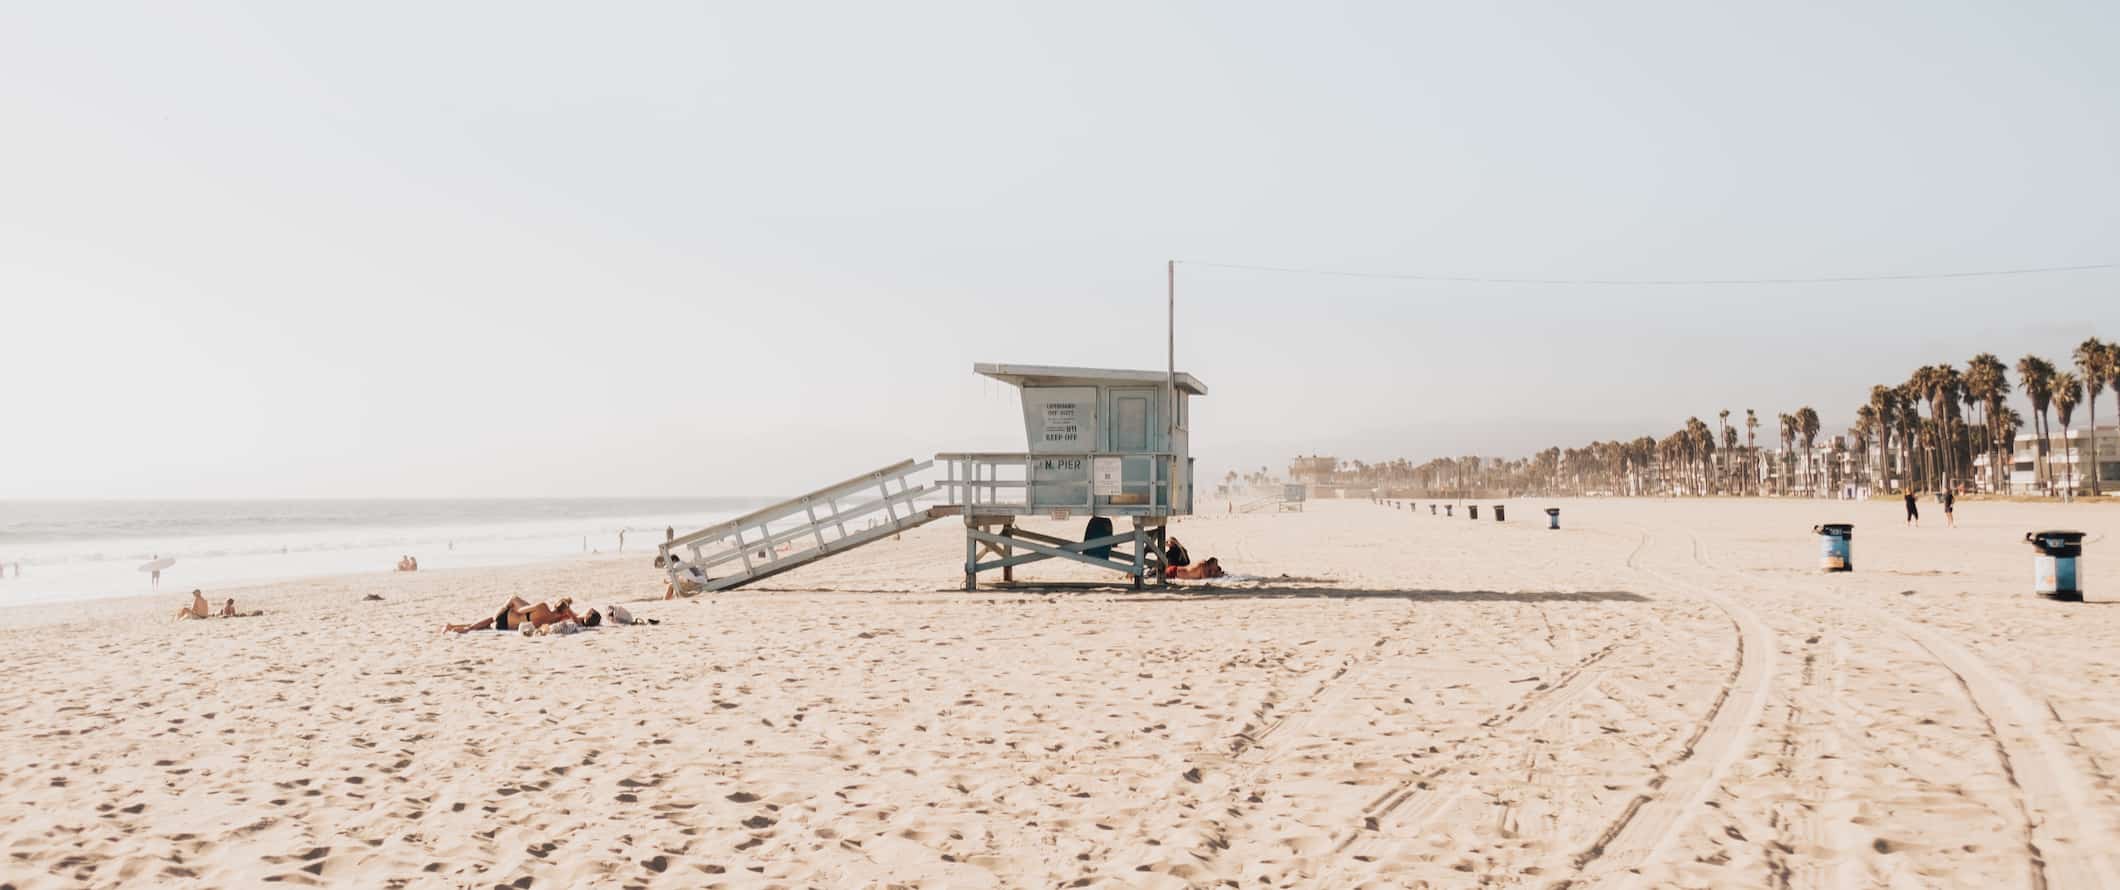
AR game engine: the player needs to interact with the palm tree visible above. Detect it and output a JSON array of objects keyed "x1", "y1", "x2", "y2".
[
  {"x1": 2055, "y1": 372, "x2": 2082, "y2": 495},
  {"x1": 1866, "y1": 386, "x2": 1895, "y2": 488},
  {"x1": 1717, "y1": 409, "x2": 1731, "y2": 493},
  {"x1": 2018, "y1": 356, "x2": 2057, "y2": 493},
  {"x1": 1965, "y1": 354, "x2": 2009, "y2": 492},
  {"x1": 1996, "y1": 407, "x2": 2024, "y2": 489},
  {"x1": 1896, "y1": 388, "x2": 1923, "y2": 489},
  {"x1": 1776, "y1": 413, "x2": 1796, "y2": 495},
  {"x1": 2078, "y1": 338, "x2": 2112, "y2": 495},
  {"x1": 1743, "y1": 410, "x2": 1759, "y2": 494},
  {"x1": 1797, "y1": 406, "x2": 1821, "y2": 496},
  {"x1": 1854, "y1": 404, "x2": 1878, "y2": 488},
  {"x1": 2109, "y1": 342, "x2": 2120, "y2": 493}
]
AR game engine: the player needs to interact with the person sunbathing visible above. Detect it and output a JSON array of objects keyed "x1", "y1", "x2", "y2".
[
  {"x1": 442, "y1": 596, "x2": 574, "y2": 634},
  {"x1": 175, "y1": 589, "x2": 211, "y2": 621},
  {"x1": 1165, "y1": 557, "x2": 1225, "y2": 580}
]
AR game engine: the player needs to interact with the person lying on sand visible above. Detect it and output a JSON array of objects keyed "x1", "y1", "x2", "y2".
[
  {"x1": 1165, "y1": 557, "x2": 1226, "y2": 580},
  {"x1": 527, "y1": 607, "x2": 601, "y2": 636},
  {"x1": 442, "y1": 596, "x2": 576, "y2": 634},
  {"x1": 176, "y1": 589, "x2": 211, "y2": 621}
]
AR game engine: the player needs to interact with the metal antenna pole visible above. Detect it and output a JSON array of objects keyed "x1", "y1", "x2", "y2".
[{"x1": 1170, "y1": 257, "x2": 1187, "y2": 430}]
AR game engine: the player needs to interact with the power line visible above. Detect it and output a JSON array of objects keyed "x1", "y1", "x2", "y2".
[{"x1": 1178, "y1": 259, "x2": 2120, "y2": 287}]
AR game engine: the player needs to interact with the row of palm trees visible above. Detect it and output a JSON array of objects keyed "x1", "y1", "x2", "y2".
[
  {"x1": 1855, "y1": 341, "x2": 2117, "y2": 495},
  {"x1": 1310, "y1": 337, "x2": 2119, "y2": 499}
]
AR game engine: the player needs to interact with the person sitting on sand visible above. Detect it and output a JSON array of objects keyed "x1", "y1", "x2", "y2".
[
  {"x1": 1163, "y1": 536, "x2": 1192, "y2": 568},
  {"x1": 665, "y1": 557, "x2": 708, "y2": 599},
  {"x1": 175, "y1": 589, "x2": 211, "y2": 620},
  {"x1": 217, "y1": 597, "x2": 262, "y2": 618},
  {"x1": 397, "y1": 555, "x2": 415, "y2": 572},
  {"x1": 1165, "y1": 557, "x2": 1226, "y2": 580}
]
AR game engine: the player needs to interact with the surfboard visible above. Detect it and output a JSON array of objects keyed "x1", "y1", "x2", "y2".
[{"x1": 139, "y1": 557, "x2": 176, "y2": 572}]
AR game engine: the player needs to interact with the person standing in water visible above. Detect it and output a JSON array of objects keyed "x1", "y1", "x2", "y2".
[
  {"x1": 619, "y1": 528, "x2": 626, "y2": 552},
  {"x1": 150, "y1": 555, "x2": 162, "y2": 590},
  {"x1": 1903, "y1": 491, "x2": 1920, "y2": 527}
]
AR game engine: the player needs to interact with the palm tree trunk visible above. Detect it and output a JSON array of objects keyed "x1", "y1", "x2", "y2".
[{"x1": 2090, "y1": 398, "x2": 2102, "y2": 496}]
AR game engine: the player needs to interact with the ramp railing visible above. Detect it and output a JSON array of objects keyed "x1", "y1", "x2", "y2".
[
  {"x1": 661, "y1": 458, "x2": 941, "y2": 591},
  {"x1": 935, "y1": 451, "x2": 1176, "y2": 517}
]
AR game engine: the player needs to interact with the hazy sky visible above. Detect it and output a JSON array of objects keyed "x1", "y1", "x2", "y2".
[{"x1": 6, "y1": 2, "x2": 2119, "y2": 497}]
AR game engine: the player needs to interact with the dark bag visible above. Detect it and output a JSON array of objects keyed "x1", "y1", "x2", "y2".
[{"x1": 1083, "y1": 517, "x2": 1114, "y2": 560}]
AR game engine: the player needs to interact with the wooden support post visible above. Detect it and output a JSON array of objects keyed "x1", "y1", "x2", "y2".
[
  {"x1": 1130, "y1": 517, "x2": 1146, "y2": 591},
  {"x1": 964, "y1": 517, "x2": 978, "y2": 591},
  {"x1": 1001, "y1": 524, "x2": 1015, "y2": 582}
]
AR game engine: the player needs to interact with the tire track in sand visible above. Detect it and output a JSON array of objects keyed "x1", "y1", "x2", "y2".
[
  {"x1": 1558, "y1": 530, "x2": 1777, "y2": 888},
  {"x1": 1311, "y1": 633, "x2": 1629, "y2": 884},
  {"x1": 1180, "y1": 603, "x2": 1419, "y2": 868},
  {"x1": 1846, "y1": 600, "x2": 2120, "y2": 890},
  {"x1": 1693, "y1": 531, "x2": 2116, "y2": 890}
]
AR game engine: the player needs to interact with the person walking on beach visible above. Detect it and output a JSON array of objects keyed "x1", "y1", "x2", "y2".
[
  {"x1": 618, "y1": 529, "x2": 626, "y2": 552},
  {"x1": 1943, "y1": 489, "x2": 1956, "y2": 528},
  {"x1": 151, "y1": 556, "x2": 162, "y2": 590},
  {"x1": 1903, "y1": 491, "x2": 1919, "y2": 527}
]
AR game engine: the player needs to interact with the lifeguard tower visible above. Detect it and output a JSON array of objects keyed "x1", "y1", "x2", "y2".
[
  {"x1": 939, "y1": 363, "x2": 1205, "y2": 590},
  {"x1": 657, "y1": 362, "x2": 1206, "y2": 593}
]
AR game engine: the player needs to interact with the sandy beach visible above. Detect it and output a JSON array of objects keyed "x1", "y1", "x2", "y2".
[{"x1": 4, "y1": 497, "x2": 2120, "y2": 888}]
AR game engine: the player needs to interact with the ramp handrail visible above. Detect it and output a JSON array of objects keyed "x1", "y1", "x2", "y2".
[
  {"x1": 667, "y1": 458, "x2": 924, "y2": 552},
  {"x1": 661, "y1": 459, "x2": 938, "y2": 590}
]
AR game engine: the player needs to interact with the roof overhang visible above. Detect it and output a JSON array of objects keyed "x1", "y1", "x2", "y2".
[{"x1": 974, "y1": 363, "x2": 1208, "y2": 396}]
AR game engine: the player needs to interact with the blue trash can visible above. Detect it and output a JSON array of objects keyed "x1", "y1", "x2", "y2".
[
  {"x1": 2028, "y1": 530, "x2": 2085, "y2": 601},
  {"x1": 1545, "y1": 508, "x2": 1560, "y2": 530},
  {"x1": 1814, "y1": 524, "x2": 1853, "y2": 572}
]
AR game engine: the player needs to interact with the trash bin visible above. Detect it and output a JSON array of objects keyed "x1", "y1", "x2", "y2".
[
  {"x1": 1813, "y1": 524, "x2": 1853, "y2": 572},
  {"x1": 1444, "y1": 505, "x2": 1453, "y2": 517},
  {"x1": 1468, "y1": 505, "x2": 1479, "y2": 520},
  {"x1": 2027, "y1": 530, "x2": 2085, "y2": 601},
  {"x1": 1429, "y1": 504, "x2": 1436, "y2": 515},
  {"x1": 1494, "y1": 505, "x2": 1506, "y2": 522},
  {"x1": 1545, "y1": 508, "x2": 1560, "y2": 530}
]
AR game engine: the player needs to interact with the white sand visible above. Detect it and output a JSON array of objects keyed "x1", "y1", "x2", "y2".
[{"x1": 4, "y1": 497, "x2": 2119, "y2": 888}]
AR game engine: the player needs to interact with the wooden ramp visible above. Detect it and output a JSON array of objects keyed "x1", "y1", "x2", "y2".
[{"x1": 661, "y1": 459, "x2": 947, "y2": 592}]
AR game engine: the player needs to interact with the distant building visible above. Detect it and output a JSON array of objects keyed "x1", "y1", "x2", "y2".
[
  {"x1": 1971, "y1": 424, "x2": 2120, "y2": 494},
  {"x1": 1288, "y1": 455, "x2": 1338, "y2": 485}
]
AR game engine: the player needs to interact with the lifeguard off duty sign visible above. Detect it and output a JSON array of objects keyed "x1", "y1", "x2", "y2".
[{"x1": 1041, "y1": 402, "x2": 1081, "y2": 445}]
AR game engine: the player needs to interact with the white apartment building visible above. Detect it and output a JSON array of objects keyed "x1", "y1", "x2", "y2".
[{"x1": 1971, "y1": 424, "x2": 2120, "y2": 493}]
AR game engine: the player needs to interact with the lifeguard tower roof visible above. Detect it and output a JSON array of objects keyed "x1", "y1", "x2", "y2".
[{"x1": 974, "y1": 363, "x2": 1208, "y2": 395}]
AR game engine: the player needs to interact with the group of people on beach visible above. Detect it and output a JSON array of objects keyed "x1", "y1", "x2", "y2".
[
  {"x1": 175, "y1": 589, "x2": 258, "y2": 621},
  {"x1": 1903, "y1": 489, "x2": 1957, "y2": 528},
  {"x1": 396, "y1": 555, "x2": 419, "y2": 572},
  {"x1": 440, "y1": 596, "x2": 657, "y2": 636}
]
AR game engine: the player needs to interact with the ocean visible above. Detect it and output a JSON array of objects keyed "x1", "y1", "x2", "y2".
[{"x1": 0, "y1": 497, "x2": 773, "y2": 607}]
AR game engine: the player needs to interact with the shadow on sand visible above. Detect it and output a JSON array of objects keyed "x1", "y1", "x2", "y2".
[{"x1": 1109, "y1": 587, "x2": 1651, "y2": 604}]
